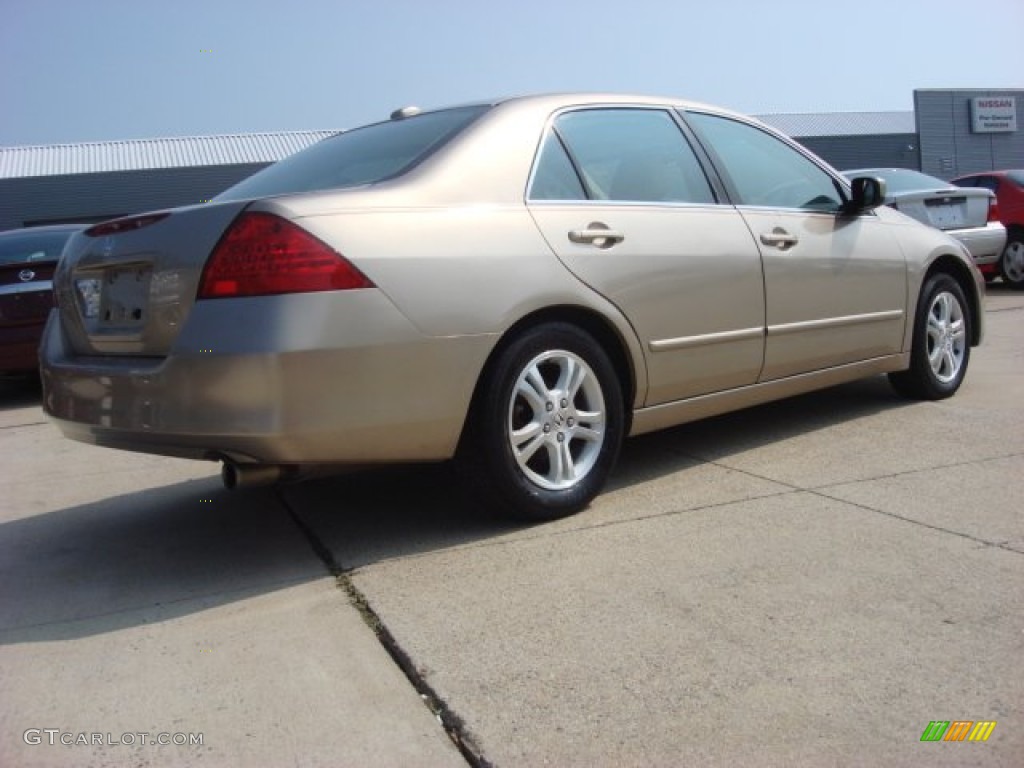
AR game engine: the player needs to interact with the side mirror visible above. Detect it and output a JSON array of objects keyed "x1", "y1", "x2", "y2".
[{"x1": 847, "y1": 176, "x2": 886, "y2": 212}]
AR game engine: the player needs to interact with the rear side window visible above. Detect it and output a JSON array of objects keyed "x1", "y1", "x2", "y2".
[
  {"x1": 529, "y1": 132, "x2": 587, "y2": 200},
  {"x1": 529, "y1": 108, "x2": 716, "y2": 204},
  {"x1": 0, "y1": 229, "x2": 77, "y2": 265},
  {"x1": 216, "y1": 106, "x2": 490, "y2": 201},
  {"x1": 974, "y1": 176, "x2": 1000, "y2": 193}
]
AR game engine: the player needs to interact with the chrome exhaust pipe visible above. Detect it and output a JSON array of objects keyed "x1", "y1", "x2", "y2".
[{"x1": 221, "y1": 462, "x2": 284, "y2": 490}]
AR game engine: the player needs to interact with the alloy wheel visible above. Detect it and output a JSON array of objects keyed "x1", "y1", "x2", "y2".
[
  {"x1": 1002, "y1": 240, "x2": 1024, "y2": 285},
  {"x1": 925, "y1": 291, "x2": 966, "y2": 384},
  {"x1": 507, "y1": 350, "x2": 606, "y2": 491}
]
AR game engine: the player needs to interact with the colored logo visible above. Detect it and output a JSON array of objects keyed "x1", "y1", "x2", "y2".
[{"x1": 921, "y1": 721, "x2": 996, "y2": 742}]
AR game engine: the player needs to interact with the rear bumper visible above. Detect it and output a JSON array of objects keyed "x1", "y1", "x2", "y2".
[
  {"x1": 40, "y1": 291, "x2": 495, "y2": 464},
  {"x1": 948, "y1": 222, "x2": 1007, "y2": 266}
]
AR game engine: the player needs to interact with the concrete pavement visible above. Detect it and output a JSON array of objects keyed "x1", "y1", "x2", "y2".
[
  {"x1": 0, "y1": 392, "x2": 464, "y2": 766},
  {"x1": 2, "y1": 286, "x2": 1022, "y2": 766}
]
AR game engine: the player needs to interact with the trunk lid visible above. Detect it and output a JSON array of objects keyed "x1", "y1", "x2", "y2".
[
  {"x1": 54, "y1": 201, "x2": 250, "y2": 357},
  {"x1": 892, "y1": 188, "x2": 993, "y2": 231}
]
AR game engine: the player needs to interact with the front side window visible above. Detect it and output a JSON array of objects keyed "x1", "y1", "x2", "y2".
[
  {"x1": 686, "y1": 112, "x2": 844, "y2": 212},
  {"x1": 216, "y1": 105, "x2": 490, "y2": 201},
  {"x1": 529, "y1": 109, "x2": 715, "y2": 204}
]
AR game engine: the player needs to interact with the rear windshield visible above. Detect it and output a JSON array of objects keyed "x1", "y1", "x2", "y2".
[
  {"x1": 216, "y1": 105, "x2": 490, "y2": 201},
  {"x1": 844, "y1": 168, "x2": 949, "y2": 194},
  {"x1": 1007, "y1": 170, "x2": 1024, "y2": 187},
  {"x1": 0, "y1": 228, "x2": 79, "y2": 266}
]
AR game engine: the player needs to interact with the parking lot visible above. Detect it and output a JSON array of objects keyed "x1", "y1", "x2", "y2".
[{"x1": 2, "y1": 287, "x2": 1022, "y2": 767}]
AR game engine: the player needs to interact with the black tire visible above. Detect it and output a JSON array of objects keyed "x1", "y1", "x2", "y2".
[
  {"x1": 888, "y1": 273, "x2": 971, "y2": 400},
  {"x1": 457, "y1": 323, "x2": 624, "y2": 521},
  {"x1": 999, "y1": 232, "x2": 1024, "y2": 290}
]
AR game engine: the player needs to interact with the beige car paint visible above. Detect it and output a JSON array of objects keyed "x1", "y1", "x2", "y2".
[
  {"x1": 41, "y1": 93, "x2": 985, "y2": 475},
  {"x1": 529, "y1": 202, "x2": 765, "y2": 405},
  {"x1": 742, "y1": 206, "x2": 908, "y2": 380}
]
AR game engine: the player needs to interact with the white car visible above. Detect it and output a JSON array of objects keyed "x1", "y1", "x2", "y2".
[{"x1": 844, "y1": 168, "x2": 1006, "y2": 271}]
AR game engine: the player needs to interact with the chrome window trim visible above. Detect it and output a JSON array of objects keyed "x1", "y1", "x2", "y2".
[
  {"x1": 525, "y1": 103, "x2": 718, "y2": 205},
  {"x1": 527, "y1": 198, "x2": 726, "y2": 210},
  {"x1": 680, "y1": 109, "x2": 854, "y2": 210}
]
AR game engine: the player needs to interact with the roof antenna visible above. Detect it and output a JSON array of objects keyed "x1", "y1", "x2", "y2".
[{"x1": 390, "y1": 106, "x2": 421, "y2": 120}]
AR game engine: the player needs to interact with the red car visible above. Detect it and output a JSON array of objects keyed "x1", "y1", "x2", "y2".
[
  {"x1": 952, "y1": 170, "x2": 1024, "y2": 289},
  {"x1": 0, "y1": 224, "x2": 85, "y2": 375}
]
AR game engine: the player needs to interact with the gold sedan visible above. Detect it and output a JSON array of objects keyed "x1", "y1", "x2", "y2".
[{"x1": 41, "y1": 94, "x2": 984, "y2": 520}]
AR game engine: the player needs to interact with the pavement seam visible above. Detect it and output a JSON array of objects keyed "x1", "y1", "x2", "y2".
[
  {"x1": 807, "y1": 486, "x2": 1022, "y2": 554},
  {"x1": 666, "y1": 449, "x2": 1024, "y2": 494},
  {"x1": 669, "y1": 449, "x2": 1024, "y2": 556},
  {"x1": 274, "y1": 488, "x2": 492, "y2": 768},
  {"x1": 806, "y1": 449, "x2": 1024, "y2": 490}
]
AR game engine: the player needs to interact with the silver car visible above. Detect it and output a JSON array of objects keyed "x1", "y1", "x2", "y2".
[
  {"x1": 843, "y1": 167, "x2": 1006, "y2": 270},
  {"x1": 41, "y1": 94, "x2": 984, "y2": 520}
]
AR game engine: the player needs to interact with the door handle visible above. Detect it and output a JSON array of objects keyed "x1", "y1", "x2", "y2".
[
  {"x1": 568, "y1": 223, "x2": 624, "y2": 249},
  {"x1": 759, "y1": 229, "x2": 799, "y2": 250}
]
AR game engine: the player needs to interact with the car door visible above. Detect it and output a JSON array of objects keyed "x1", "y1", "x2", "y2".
[
  {"x1": 684, "y1": 111, "x2": 907, "y2": 381},
  {"x1": 526, "y1": 107, "x2": 765, "y2": 406}
]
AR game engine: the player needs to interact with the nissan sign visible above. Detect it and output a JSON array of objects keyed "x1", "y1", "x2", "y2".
[{"x1": 970, "y1": 97, "x2": 1017, "y2": 133}]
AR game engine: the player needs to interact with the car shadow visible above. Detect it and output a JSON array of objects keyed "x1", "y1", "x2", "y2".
[
  {"x1": 0, "y1": 375, "x2": 41, "y2": 410},
  {"x1": 1, "y1": 376, "x2": 912, "y2": 644},
  {"x1": 283, "y1": 375, "x2": 909, "y2": 568},
  {"x1": 0, "y1": 474, "x2": 323, "y2": 645}
]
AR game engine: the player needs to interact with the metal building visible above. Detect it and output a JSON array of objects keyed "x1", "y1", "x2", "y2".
[
  {"x1": 1, "y1": 89, "x2": 1021, "y2": 232},
  {"x1": 757, "y1": 111, "x2": 918, "y2": 171},
  {"x1": 915, "y1": 89, "x2": 1024, "y2": 178},
  {"x1": 0, "y1": 131, "x2": 335, "y2": 231},
  {"x1": 757, "y1": 88, "x2": 1022, "y2": 176}
]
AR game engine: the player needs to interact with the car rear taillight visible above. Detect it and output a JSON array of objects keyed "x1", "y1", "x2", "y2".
[
  {"x1": 85, "y1": 213, "x2": 169, "y2": 236},
  {"x1": 198, "y1": 212, "x2": 374, "y2": 299},
  {"x1": 988, "y1": 196, "x2": 1000, "y2": 223}
]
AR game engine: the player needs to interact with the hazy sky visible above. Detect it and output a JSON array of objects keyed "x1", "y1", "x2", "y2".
[{"x1": 3, "y1": 0, "x2": 1022, "y2": 146}]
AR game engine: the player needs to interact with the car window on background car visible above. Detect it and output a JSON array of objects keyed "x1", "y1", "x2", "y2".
[
  {"x1": 1005, "y1": 170, "x2": 1024, "y2": 188},
  {"x1": 546, "y1": 109, "x2": 716, "y2": 204},
  {"x1": 0, "y1": 230, "x2": 75, "y2": 266},
  {"x1": 973, "y1": 177, "x2": 1000, "y2": 193},
  {"x1": 686, "y1": 112, "x2": 844, "y2": 212},
  {"x1": 215, "y1": 105, "x2": 490, "y2": 201}
]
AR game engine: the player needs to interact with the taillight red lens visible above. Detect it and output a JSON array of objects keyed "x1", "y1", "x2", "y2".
[
  {"x1": 988, "y1": 197, "x2": 1000, "y2": 223},
  {"x1": 198, "y1": 212, "x2": 374, "y2": 299},
  {"x1": 85, "y1": 213, "x2": 169, "y2": 236}
]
